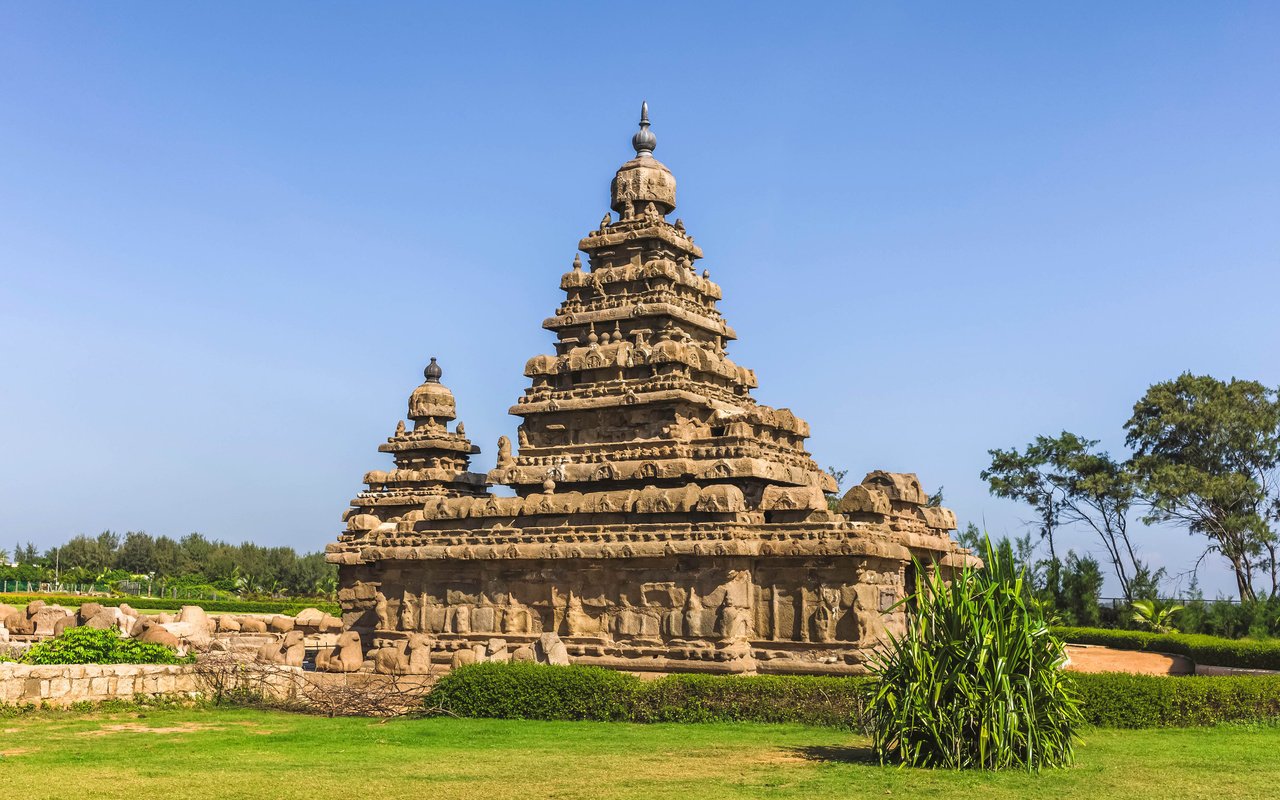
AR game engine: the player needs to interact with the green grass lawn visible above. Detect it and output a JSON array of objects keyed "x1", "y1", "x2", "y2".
[{"x1": 2, "y1": 708, "x2": 1277, "y2": 799}]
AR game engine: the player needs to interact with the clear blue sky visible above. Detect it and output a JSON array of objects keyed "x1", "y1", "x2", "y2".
[{"x1": 2, "y1": 3, "x2": 1276, "y2": 597}]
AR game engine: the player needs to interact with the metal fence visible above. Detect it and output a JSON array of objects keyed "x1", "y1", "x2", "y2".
[{"x1": 0, "y1": 580, "x2": 231, "y2": 601}]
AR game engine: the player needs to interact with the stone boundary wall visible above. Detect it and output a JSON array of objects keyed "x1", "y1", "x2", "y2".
[
  {"x1": 0, "y1": 663, "x2": 202, "y2": 706},
  {"x1": 0, "y1": 660, "x2": 437, "y2": 710}
]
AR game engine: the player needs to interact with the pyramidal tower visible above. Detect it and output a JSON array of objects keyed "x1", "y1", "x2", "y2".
[{"x1": 327, "y1": 105, "x2": 975, "y2": 675}]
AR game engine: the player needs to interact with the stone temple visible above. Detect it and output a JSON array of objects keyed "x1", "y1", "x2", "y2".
[{"x1": 326, "y1": 105, "x2": 975, "y2": 675}]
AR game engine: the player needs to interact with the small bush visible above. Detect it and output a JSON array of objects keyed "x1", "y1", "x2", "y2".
[
  {"x1": 431, "y1": 661, "x2": 642, "y2": 721},
  {"x1": 1073, "y1": 672, "x2": 1280, "y2": 727},
  {"x1": 632, "y1": 673, "x2": 872, "y2": 728},
  {"x1": 21, "y1": 626, "x2": 191, "y2": 665},
  {"x1": 1054, "y1": 627, "x2": 1280, "y2": 671}
]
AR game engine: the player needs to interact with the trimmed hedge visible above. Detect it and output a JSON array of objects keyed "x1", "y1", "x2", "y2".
[
  {"x1": 428, "y1": 662, "x2": 1280, "y2": 730},
  {"x1": 0, "y1": 593, "x2": 338, "y2": 616},
  {"x1": 1054, "y1": 626, "x2": 1280, "y2": 671},
  {"x1": 1072, "y1": 672, "x2": 1280, "y2": 728},
  {"x1": 430, "y1": 662, "x2": 873, "y2": 729}
]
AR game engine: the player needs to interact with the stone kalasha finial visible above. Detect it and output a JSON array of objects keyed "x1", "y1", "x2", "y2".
[
  {"x1": 612, "y1": 101, "x2": 674, "y2": 215},
  {"x1": 632, "y1": 101, "x2": 656, "y2": 157},
  {"x1": 424, "y1": 356, "x2": 442, "y2": 383}
]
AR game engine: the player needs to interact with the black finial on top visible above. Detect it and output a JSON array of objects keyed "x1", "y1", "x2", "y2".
[
  {"x1": 424, "y1": 356, "x2": 442, "y2": 382},
  {"x1": 632, "y1": 100, "x2": 656, "y2": 157}
]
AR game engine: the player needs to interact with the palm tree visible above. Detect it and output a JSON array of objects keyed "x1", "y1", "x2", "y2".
[{"x1": 1130, "y1": 598, "x2": 1184, "y2": 633}]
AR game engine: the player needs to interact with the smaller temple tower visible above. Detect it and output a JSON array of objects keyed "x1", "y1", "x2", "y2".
[{"x1": 343, "y1": 358, "x2": 489, "y2": 537}]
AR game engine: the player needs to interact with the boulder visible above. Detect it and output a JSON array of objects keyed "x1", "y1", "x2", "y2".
[
  {"x1": 294, "y1": 608, "x2": 325, "y2": 629},
  {"x1": 82, "y1": 607, "x2": 122, "y2": 631},
  {"x1": 216, "y1": 615, "x2": 241, "y2": 632},
  {"x1": 161, "y1": 620, "x2": 211, "y2": 650},
  {"x1": 268, "y1": 615, "x2": 295, "y2": 633},
  {"x1": 511, "y1": 645, "x2": 536, "y2": 663},
  {"x1": 52, "y1": 615, "x2": 74, "y2": 636},
  {"x1": 238, "y1": 617, "x2": 268, "y2": 633},
  {"x1": 78, "y1": 602, "x2": 105, "y2": 622},
  {"x1": 139, "y1": 623, "x2": 182, "y2": 649},
  {"x1": 30, "y1": 605, "x2": 73, "y2": 636},
  {"x1": 0, "y1": 604, "x2": 22, "y2": 632},
  {"x1": 319, "y1": 615, "x2": 343, "y2": 633},
  {"x1": 118, "y1": 603, "x2": 137, "y2": 617},
  {"x1": 177, "y1": 605, "x2": 213, "y2": 632}
]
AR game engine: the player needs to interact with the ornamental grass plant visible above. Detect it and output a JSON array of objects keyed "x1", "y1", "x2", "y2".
[{"x1": 871, "y1": 539, "x2": 1083, "y2": 770}]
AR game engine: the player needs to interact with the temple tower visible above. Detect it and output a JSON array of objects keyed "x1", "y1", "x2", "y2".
[
  {"x1": 343, "y1": 358, "x2": 488, "y2": 538},
  {"x1": 493, "y1": 103, "x2": 835, "y2": 518},
  {"x1": 328, "y1": 105, "x2": 976, "y2": 676}
]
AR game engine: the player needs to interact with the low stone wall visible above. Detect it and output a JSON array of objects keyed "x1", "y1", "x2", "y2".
[
  {"x1": 0, "y1": 662, "x2": 202, "y2": 706},
  {"x1": 0, "y1": 658, "x2": 437, "y2": 711}
]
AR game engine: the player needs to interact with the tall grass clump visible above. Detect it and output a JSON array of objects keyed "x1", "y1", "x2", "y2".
[{"x1": 871, "y1": 539, "x2": 1082, "y2": 770}]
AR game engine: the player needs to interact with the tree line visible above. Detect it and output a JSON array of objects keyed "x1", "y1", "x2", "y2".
[
  {"x1": 1, "y1": 531, "x2": 336, "y2": 599},
  {"x1": 983, "y1": 372, "x2": 1280, "y2": 607}
]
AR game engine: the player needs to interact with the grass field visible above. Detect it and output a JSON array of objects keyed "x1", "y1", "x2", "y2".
[{"x1": 2, "y1": 708, "x2": 1278, "y2": 799}]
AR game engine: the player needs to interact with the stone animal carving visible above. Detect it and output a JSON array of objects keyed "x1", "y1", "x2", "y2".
[{"x1": 317, "y1": 631, "x2": 364, "y2": 673}]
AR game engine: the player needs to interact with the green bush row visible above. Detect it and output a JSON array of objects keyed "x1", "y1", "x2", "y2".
[
  {"x1": 1054, "y1": 626, "x2": 1280, "y2": 671},
  {"x1": 428, "y1": 662, "x2": 1280, "y2": 730},
  {"x1": 0, "y1": 593, "x2": 338, "y2": 616},
  {"x1": 1072, "y1": 672, "x2": 1280, "y2": 727},
  {"x1": 429, "y1": 662, "x2": 873, "y2": 729}
]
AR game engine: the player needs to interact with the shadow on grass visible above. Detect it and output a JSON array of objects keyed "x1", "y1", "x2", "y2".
[{"x1": 786, "y1": 744, "x2": 879, "y2": 765}]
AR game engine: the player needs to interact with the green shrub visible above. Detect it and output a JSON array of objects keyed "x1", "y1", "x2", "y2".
[
  {"x1": 1054, "y1": 626, "x2": 1280, "y2": 671},
  {"x1": 20, "y1": 626, "x2": 191, "y2": 665},
  {"x1": 0, "y1": 594, "x2": 337, "y2": 616},
  {"x1": 427, "y1": 662, "x2": 1280, "y2": 732},
  {"x1": 632, "y1": 673, "x2": 872, "y2": 728},
  {"x1": 429, "y1": 662, "x2": 874, "y2": 728},
  {"x1": 871, "y1": 540, "x2": 1083, "y2": 770},
  {"x1": 430, "y1": 661, "x2": 642, "y2": 721},
  {"x1": 1073, "y1": 672, "x2": 1280, "y2": 727}
]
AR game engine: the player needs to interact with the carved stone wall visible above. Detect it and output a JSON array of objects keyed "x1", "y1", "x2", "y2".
[{"x1": 338, "y1": 553, "x2": 924, "y2": 675}]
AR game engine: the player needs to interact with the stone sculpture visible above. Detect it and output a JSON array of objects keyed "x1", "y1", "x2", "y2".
[
  {"x1": 326, "y1": 105, "x2": 977, "y2": 675},
  {"x1": 317, "y1": 631, "x2": 364, "y2": 673}
]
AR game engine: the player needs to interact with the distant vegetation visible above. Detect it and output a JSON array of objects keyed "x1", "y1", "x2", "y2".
[
  {"x1": 968, "y1": 372, "x2": 1280, "y2": 638},
  {"x1": 0, "y1": 531, "x2": 336, "y2": 601}
]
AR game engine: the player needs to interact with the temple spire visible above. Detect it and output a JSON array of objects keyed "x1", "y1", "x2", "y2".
[{"x1": 631, "y1": 101, "x2": 656, "y2": 157}]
